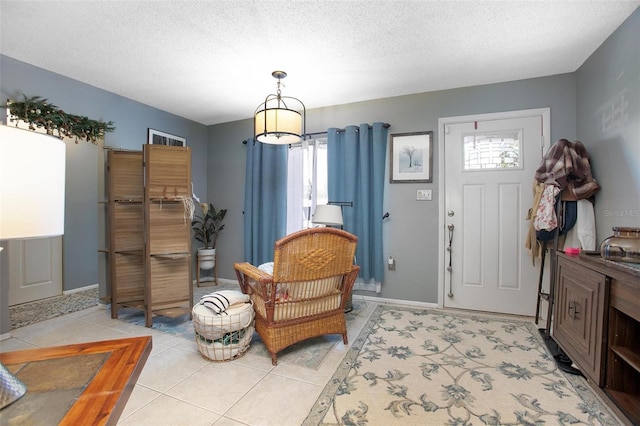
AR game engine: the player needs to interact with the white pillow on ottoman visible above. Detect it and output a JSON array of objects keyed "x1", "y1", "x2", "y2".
[{"x1": 199, "y1": 290, "x2": 249, "y2": 313}]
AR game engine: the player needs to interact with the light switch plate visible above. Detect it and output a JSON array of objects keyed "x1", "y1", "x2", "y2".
[{"x1": 417, "y1": 189, "x2": 432, "y2": 201}]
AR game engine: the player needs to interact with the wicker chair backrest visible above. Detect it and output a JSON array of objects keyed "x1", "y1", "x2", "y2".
[{"x1": 271, "y1": 228, "x2": 357, "y2": 283}]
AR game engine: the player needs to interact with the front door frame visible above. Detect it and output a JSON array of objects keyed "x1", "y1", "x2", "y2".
[{"x1": 437, "y1": 107, "x2": 551, "y2": 309}]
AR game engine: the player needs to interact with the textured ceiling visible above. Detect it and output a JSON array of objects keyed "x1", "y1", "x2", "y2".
[{"x1": 1, "y1": 1, "x2": 638, "y2": 126}]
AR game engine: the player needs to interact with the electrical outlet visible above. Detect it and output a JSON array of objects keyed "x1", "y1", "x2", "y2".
[{"x1": 417, "y1": 189, "x2": 432, "y2": 201}]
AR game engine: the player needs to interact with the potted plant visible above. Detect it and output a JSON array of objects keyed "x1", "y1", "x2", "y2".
[{"x1": 192, "y1": 203, "x2": 227, "y2": 270}]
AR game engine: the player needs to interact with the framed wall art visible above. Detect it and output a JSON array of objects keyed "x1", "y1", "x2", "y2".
[
  {"x1": 147, "y1": 128, "x2": 186, "y2": 147},
  {"x1": 390, "y1": 131, "x2": 433, "y2": 183}
]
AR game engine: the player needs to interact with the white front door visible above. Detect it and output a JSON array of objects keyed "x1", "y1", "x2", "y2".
[
  {"x1": 8, "y1": 236, "x2": 63, "y2": 305},
  {"x1": 441, "y1": 109, "x2": 550, "y2": 316}
]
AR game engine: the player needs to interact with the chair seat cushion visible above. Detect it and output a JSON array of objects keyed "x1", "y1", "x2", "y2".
[{"x1": 273, "y1": 293, "x2": 341, "y2": 321}]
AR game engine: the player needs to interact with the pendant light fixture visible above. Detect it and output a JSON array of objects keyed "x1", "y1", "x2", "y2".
[{"x1": 254, "y1": 70, "x2": 306, "y2": 144}]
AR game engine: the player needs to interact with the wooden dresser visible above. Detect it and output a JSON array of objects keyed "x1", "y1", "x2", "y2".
[{"x1": 553, "y1": 252, "x2": 640, "y2": 424}]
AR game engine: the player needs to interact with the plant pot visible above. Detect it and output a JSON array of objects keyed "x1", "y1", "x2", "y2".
[{"x1": 198, "y1": 248, "x2": 216, "y2": 270}]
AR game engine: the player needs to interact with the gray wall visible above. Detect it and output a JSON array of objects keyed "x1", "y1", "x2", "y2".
[
  {"x1": 208, "y1": 73, "x2": 577, "y2": 304},
  {"x1": 576, "y1": 8, "x2": 640, "y2": 239},
  {"x1": 210, "y1": 9, "x2": 639, "y2": 303},
  {"x1": 0, "y1": 55, "x2": 209, "y2": 335}
]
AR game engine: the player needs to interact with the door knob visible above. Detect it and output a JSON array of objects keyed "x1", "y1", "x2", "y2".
[{"x1": 448, "y1": 210, "x2": 455, "y2": 217}]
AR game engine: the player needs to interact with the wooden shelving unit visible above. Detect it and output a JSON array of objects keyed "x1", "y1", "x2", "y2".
[
  {"x1": 106, "y1": 145, "x2": 192, "y2": 327},
  {"x1": 143, "y1": 144, "x2": 193, "y2": 327},
  {"x1": 606, "y1": 274, "x2": 640, "y2": 423},
  {"x1": 107, "y1": 150, "x2": 145, "y2": 319}
]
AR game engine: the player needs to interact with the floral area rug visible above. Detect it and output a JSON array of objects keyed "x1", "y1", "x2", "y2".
[
  {"x1": 116, "y1": 282, "x2": 362, "y2": 370},
  {"x1": 304, "y1": 305, "x2": 619, "y2": 425}
]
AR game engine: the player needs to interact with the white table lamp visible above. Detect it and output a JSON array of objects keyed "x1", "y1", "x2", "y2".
[
  {"x1": 0, "y1": 124, "x2": 66, "y2": 409},
  {"x1": 311, "y1": 204, "x2": 343, "y2": 227}
]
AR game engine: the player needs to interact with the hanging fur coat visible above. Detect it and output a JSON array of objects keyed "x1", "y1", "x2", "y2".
[
  {"x1": 534, "y1": 139, "x2": 599, "y2": 199},
  {"x1": 526, "y1": 139, "x2": 599, "y2": 261}
]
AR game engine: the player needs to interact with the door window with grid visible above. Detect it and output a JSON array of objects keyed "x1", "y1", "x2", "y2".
[{"x1": 463, "y1": 131, "x2": 522, "y2": 170}]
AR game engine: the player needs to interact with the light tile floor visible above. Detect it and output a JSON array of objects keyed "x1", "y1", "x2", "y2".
[{"x1": 0, "y1": 296, "x2": 378, "y2": 426}]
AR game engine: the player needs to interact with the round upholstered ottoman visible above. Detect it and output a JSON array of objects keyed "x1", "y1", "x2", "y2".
[{"x1": 192, "y1": 301, "x2": 255, "y2": 361}]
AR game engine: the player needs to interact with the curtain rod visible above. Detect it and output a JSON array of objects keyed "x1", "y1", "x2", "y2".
[
  {"x1": 242, "y1": 123, "x2": 391, "y2": 144},
  {"x1": 310, "y1": 122, "x2": 390, "y2": 137}
]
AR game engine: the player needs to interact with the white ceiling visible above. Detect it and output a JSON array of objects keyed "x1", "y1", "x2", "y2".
[{"x1": 1, "y1": 1, "x2": 638, "y2": 126}]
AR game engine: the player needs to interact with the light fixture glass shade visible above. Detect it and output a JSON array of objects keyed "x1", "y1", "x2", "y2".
[
  {"x1": 0, "y1": 125, "x2": 66, "y2": 239},
  {"x1": 254, "y1": 107, "x2": 302, "y2": 145},
  {"x1": 312, "y1": 205, "x2": 343, "y2": 227}
]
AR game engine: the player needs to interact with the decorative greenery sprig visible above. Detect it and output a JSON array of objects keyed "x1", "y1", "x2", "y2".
[{"x1": 5, "y1": 95, "x2": 115, "y2": 144}]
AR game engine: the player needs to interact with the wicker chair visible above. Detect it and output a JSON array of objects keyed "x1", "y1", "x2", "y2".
[{"x1": 234, "y1": 228, "x2": 359, "y2": 365}]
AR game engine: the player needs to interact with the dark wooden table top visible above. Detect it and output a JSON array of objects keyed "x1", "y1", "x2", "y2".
[{"x1": 0, "y1": 336, "x2": 152, "y2": 425}]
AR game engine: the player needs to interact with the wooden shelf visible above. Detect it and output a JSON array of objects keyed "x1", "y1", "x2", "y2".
[
  {"x1": 151, "y1": 252, "x2": 190, "y2": 260},
  {"x1": 604, "y1": 390, "x2": 640, "y2": 423},
  {"x1": 149, "y1": 197, "x2": 190, "y2": 203},
  {"x1": 153, "y1": 306, "x2": 190, "y2": 318},
  {"x1": 118, "y1": 300, "x2": 145, "y2": 309},
  {"x1": 115, "y1": 249, "x2": 143, "y2": 256},
  {"x1": 610, "y1": 346, "x2": 640, "y2": 374},
  {"x1": 114, "y1": 199, "x2": 143, "y2": 204}
]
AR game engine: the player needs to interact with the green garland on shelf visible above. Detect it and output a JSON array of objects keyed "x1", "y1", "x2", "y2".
[{"x1": 5, "y1": 95, "x2": 115, "y2": 144}]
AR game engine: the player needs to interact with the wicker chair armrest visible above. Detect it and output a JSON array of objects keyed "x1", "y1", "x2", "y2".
[
  {"x1": 234, "y1": 262, "x2": 272, "y2": 282},
  {"x1": 341, "y1": 265, "x2": 360, "y2": 294},
  {"x1": 233, "y1": 262, "x2": 277, "y2": 319},
  {"x1": 234, "y1": 262, "x2": 272, "y2": 293}
]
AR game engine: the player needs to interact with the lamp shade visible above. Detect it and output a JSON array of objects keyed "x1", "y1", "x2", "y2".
[
  {"x1": 0, "y1": 125, "x2": 66, "y2": 239},
  {"x1": 255, "y1": 107, "x2": 303, "y2": 145},
  {"x1": 312, "y1": 204, "x2": 343, "y2": 227},
  {"x1": 254, "y1": 70, "x2": 305, "y2": 145}
]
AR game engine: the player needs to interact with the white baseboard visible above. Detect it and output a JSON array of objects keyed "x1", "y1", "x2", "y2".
[
  {"x1": 192, "y1": 277, "x2": 238, "y2": 287},
  {"x1": 0, "y1": 332, "x2": 12, "y2": 341},
  {"x1": 354, "y1": 294, "x2": 439, "y2": 309},
  {"x1": 201, "y1": 279, "x2": 435, "y2": 311},
  {"x1": 353, "y1": 281, "x2": 382, "y2": 293},
  {"x1": 63, "y1": 283, "x2": 99, "y2": 295}
]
